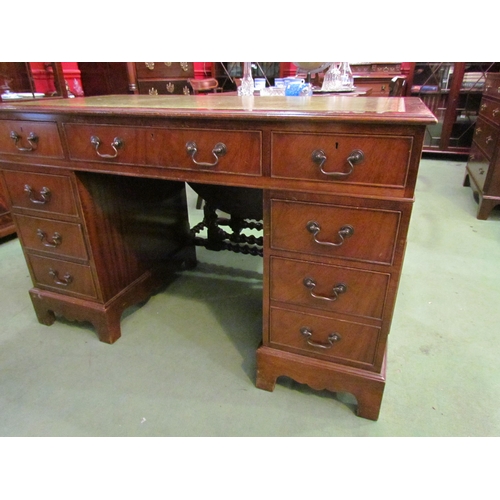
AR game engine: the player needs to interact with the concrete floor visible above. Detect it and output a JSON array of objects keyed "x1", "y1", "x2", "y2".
[{"x1": 1, "y1": 158, "x2": 499, "y2": 437}]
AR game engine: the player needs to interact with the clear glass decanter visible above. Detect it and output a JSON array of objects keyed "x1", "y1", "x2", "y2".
[
  {"x1": 322, "y1": 63, "x2": 342, "y2": 91},
  {"x1": 239, "y1": 62, "x2": 254, "y2": 96},
  {"x1": 340, "y1": 62, "x2": 354, "y2": 89}
]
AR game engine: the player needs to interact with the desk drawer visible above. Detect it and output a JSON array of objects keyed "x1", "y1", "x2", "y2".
[
  {"x1": 270, "y1": 306, "x2": 380, "y2": 368},
  {"x1": 271, "y1": 132, "x2": 412, "y2": 188},
  {"x1": 0, "y1": 120, "x2": 64, "y2": 158},
  {"x1": 15, "y1": 214, "x2": 88, "y2": 261},
  {"x1": 28, "y1": 254, "x2": 97, "y2": 299},
  {"x1": 147, "y1": 128, "x2": 262, "y2": 175},
  {"x1": 270, "y1": 199, "x2": 400, "y2": 266},
  {"x1": 270, "y1": 257, "x2": 389, "y2": 321},
  {"x1": 2, "y1": 170, "x2": 78, "y2": 216},
  {"x1": 64, "y1": 124, "x2": 146, "y2": 164},
  {"x1": 479, "y1": 97, "x2": 500, "y2": 127}
]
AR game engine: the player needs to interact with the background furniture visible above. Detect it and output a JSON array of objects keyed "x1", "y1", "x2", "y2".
[
  {"x1": 464, "y1": 73, "x2": 500, "y2": 219},
  {"x1": 350, "y1": 62, "x2": 408, "y2": 96},
  {"x1": 128, "y1": 62, "x2": 194, "y2": 95},
  {"x1": 0, "y1": 95, "x2": 435, "y2": 420},
  {"x1": 0, "y1": 63, "x2": 72, "y2": 101},
  {"x1": 188, "y1": 78, "x2": 220, "y2": 94},
  {"x1": 408, "y1": 62, "x2": 500, "y2": 156},
  {"x1": 78, "y1": 62, "x2": 131, "y2": 96}
]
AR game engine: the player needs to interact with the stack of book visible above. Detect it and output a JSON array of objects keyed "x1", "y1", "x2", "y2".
[{"x1": 461, "y1": 72, "x2": 486, "y2": 90}]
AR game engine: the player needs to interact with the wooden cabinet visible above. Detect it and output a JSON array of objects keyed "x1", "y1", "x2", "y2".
[
  {"x1": 129, "y1": 62, "x2": 194, "y2": 95},
  {"x1": 0, "y1": 95, "x2": 435, "y2": 419},
  {"x1": 464, "y1": 73, "x2": 500, "y2": 219},
  {"x1": 77, "y1": 62, "x2": 131, "y2": 96},
  {"x1": 409, "y1": 62, "x2": 500, "y2": 155}
]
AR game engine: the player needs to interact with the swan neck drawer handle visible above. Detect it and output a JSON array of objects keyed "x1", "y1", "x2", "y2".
[
  {"x1": 10, "y1": 131, "x2": 39, "y2": 152},
  {"x1": 24, "y1": 185, "x2": 51, "y2": 204},
  {"x1": 37, "y1": 229, "x2": 62, "y2": 248},
  {"x1": 300, "y1": 327, "x2": 341, "y2": 349},
  {"x1": 48, "y1": 268, "x2": 73, "y2": 286},
  {"x1": 303, "y1": 277, "x2": 347, "y2": 302},
  {"x1": 90, "y1": 136, "x2": 124, "y2": 158},
  {"x1": 186, "y1": 141, "x2": 227, "y2": 167},
  {"x1": 306, "y1": 221, "x2": 354, "y2": 247},
  {"x1": 312, "y1": 148, "x2": 364, "y2": 177}
]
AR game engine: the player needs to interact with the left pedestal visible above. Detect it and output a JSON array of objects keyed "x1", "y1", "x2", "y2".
[{"x1": 1, "y1": 166, "x2": 195, "y2": 343}]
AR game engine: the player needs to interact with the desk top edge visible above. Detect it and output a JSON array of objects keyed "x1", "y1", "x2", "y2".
[{"x1": 0, "y1": 95, "x2": 437, "y2": 125}]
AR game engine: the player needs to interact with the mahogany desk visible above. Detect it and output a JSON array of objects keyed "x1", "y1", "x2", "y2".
[{"x1": 0, "y1": 95, "x2": 436, "y2": 420}]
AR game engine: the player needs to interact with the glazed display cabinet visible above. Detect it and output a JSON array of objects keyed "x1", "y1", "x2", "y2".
[{"x1": 409, "y1": 62, "x2": 500, "y2": 155}]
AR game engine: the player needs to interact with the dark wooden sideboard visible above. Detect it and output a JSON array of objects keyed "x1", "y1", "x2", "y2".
[{"x1": 0, "y1": 95, "x2": 435, "y2": 420}]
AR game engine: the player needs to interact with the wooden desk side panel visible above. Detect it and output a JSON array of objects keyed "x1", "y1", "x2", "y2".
[
  {"x1": 75, "y1": 171, "x2": 195, "y2": 302},
  {"x1": 0, "y1": 171, "x2": 16, "y2": 238}
]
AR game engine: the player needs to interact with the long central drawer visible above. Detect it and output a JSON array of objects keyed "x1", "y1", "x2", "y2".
[{"x1": 64, "y1": 124, "x2": 262, "y2": 175}]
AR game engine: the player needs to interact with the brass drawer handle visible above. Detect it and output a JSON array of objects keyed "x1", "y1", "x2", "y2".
[
  {"x1": 186, "y1": 141, "x2": 227, "y2": 167},
  {"x1": 486, "y1": 135, "x2": 494, "y2": 144},
  {"x1": 10, "y1": 131, "x2": 39, "y2": 152},
  {"x1": 90, "y1": 136, "x2": 124, "y2": 159},
  {"x1": 37, "y1": 229, "x2": 62, "y2": 248},
  {"x1": 312, "y1": 149, "x2": 364, "y2": 178},
  {"x1": 24, "y1": 184, "x2": 51, "y2": 204},
  {"x1": 48, "y1": 268, "x2": 73, "y2": 286},
  {"x1": 300, "y1": 327, "x2": 341, "y2": 349},
  {"x1": 303, "y1": 277, "x2": 347, "y2": 302},
  {"x1": 306, "y1": 221, "x2": 354, "y2": 247}
]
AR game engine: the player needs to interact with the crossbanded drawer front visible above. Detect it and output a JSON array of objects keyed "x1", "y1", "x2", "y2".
[
  {"x1": 270, "y1": 199, "x2": 400, "y2": 265},
  {"x1": 271, "y1": 132, "x2": 412, "y2": 188},
  {"x1": 15, "y1": 214, "x2": 88, "y2": 261},
  {"x1": 0, "y1": 120, "x2": 64, "y2": 158},
  {"x1": 479, "y1": 98, "x2": 500, "y2": 127},
  {"x1": 2, "y1": 170, "x2": 78, "y2": 216},
  {"x1": 28, "y1": 254, "x2": 97, "y2": 299},
  {"x1": 64, "y1": 124, "x2": 145, "y2": 164},
  {"x1": 270, "y1": 306, "x2": 380, "y2": 367},
  {"x1": 147, "y1": 129, "x2": 262, "y2": 175},
  {"x1": 270, "y1": 256, "x2": 389, "y2": 321}
]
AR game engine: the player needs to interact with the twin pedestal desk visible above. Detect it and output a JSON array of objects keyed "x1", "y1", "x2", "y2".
[{"x1": 0, "y1": 95, "x2": 435, "y2": 420}]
